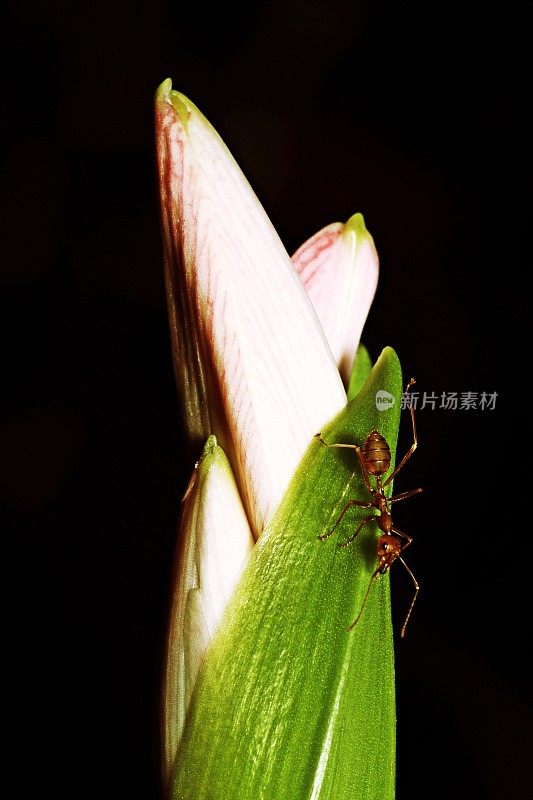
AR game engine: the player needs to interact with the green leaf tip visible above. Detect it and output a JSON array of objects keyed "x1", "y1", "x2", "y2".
[
  {"x1": 170, "y1": 347, "x2": 403, "y2": 800},
  {"x1": 347, "y1": 343, "x2": 373, "y2": 401}
]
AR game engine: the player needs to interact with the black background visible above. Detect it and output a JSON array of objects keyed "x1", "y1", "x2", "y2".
[{"x1": 3, "y1": 1, "x2": 531, "y2": 798}]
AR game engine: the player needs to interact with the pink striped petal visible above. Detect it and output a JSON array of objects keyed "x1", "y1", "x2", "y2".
[
  {"x1": 155, "y1": 80, "x2": 345, "y2": 537},
  {"x1": 292, "y1": 213, "x2": 379, "y2": 385}
]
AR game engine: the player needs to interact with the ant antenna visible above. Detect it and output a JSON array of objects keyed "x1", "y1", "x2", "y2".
[
  {"x1": 347, "y1": 569, "x2": 380, "y2": 632},
  {"x1": 399, "y1": 557, "x2": 419, "y2": 638},
  {"x1": 348, "y1": 557, "x2": 420, "y2": 637}
]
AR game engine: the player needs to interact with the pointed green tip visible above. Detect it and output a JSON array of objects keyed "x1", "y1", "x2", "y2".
[
  {"x1": 202, "y1": 434, "x2": 218, "y2": 456},
  {"x1": 155, "y1": 77, "x2": 192, "y2": 127},
  {"x1": 198, "y1": 435, "x2": 236, "y2": 479},
  {"x1": 156, "y1": 80, "x2": 215, "y2": 135},
  {"x1": 344, "y1": 212, "x2": 366, "y2": 234},
  {"x1": 346, "y1": 345, "x2": 401, "y2": 408},
  {"x1": 341, "y1": 212, "x2": 375, "y2": 246},
  {"x1": 156, "y1": 77, "x2": 173, "y2": 100},
  {"x1": 379, "y1": 345, "x2": 399, "y2": 363},
  {"x1": 373, "y1": 346, "x2": 402, "y2": 394}
]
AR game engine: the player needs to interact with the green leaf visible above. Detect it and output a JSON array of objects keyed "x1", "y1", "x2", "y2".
[
  {"x1": 171, "y1": 347, "x2": 403, "y2": 800},
  {"x1": 347, "y1": 342, "x2": 373, "y2": 401}
]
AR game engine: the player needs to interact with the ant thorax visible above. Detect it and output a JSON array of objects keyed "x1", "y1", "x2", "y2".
[{"x1": 373, "y1": 490, "x2": 389, "y2": 514}]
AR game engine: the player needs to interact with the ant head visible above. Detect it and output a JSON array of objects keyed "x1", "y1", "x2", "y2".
[{"x1": 376, "y1": 534, "x2": 402, "y2": 573}]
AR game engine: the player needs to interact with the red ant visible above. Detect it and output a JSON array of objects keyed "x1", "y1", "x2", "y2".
[{"x1": 317, "y1": 378, "x2": 421, "y2": 637}]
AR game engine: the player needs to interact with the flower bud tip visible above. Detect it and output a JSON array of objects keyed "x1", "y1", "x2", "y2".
[
  {"x1": 156, "y1": 77, "x2": 174, "y2": 104},
  {"x1": 342, "y1": 212, "x2": 370, "y2": 240}
]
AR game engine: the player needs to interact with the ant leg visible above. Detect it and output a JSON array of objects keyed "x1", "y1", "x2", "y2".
[
  {"x1": 398, "y1": 557, "x2": 419, "y2": 638},
  {"x1": 383, "y1": 377, "x2": 418, "y2": 488},
  {"x1": 347, "y1": 568, "x2": 381, "y2": 632},
  {"x1": 316, "y1": 434, "x2": 373, "y2": 495},
  {"x1": 390, "y1": 487, "x2": 422, "y2": 503},
  {"x1": 318, "y1": 499, "x2": 373, "y2": 541},
  {"x1": 315, "y1": 433, "x2": 359, "y2": 453},
  {"x1": 339, "y1": 515, "x2": 377, "y2": 548},
  {"x1": 391, "y1": 526, "x2": 419, "y2": 636},
  {"x1": 356, "y1": 446, "x2": 373, "y2": 494},
  {"x1": 391, "y1": 526, "x2": 413, "y2": 550}
]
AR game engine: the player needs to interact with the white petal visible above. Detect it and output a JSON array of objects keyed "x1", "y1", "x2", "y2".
[
  {"x1": 156, "y1": 80, "x2": 346, "y2": 537},
  {"x1": 292, "y1": 213, "x2": 379, "y2": 385},
  {"x1": 162, "y1": 436, "x2": 254, "y2": 784}
]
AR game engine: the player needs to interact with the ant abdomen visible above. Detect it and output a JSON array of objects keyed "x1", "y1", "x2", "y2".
[{"x1": 362, "y1": 431, "x2": 391, "y2": 476}]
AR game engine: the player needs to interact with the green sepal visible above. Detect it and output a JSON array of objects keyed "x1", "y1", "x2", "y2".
[{"x1": 171, "y1": 346, "x2": 403, "y2": 800}]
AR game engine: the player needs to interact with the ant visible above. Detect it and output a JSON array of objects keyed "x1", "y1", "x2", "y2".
[{"x1": 317, "y1": 378, "x2": 421, "y2": 638}]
